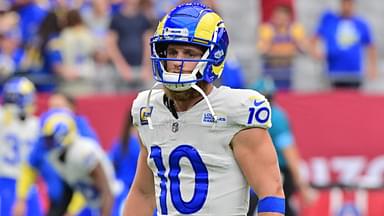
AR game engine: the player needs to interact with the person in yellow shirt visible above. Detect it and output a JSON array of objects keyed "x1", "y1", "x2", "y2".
[{"x1": 257, "y1": 4, "x2": 308, "y2": 91}]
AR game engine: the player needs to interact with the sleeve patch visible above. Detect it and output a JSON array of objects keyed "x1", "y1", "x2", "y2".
[{"x1": 139, "y1": 106, "x2": 153, "y2": 126}]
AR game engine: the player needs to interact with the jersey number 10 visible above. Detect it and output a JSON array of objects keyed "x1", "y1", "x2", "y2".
[{"x1": 150, "y1": 145, "x2": 209, "y2": 215}]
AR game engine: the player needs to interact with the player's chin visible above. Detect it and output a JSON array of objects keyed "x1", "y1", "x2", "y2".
[{"x1": 166, "y1": 87, "x2": 199, "y2": 101}]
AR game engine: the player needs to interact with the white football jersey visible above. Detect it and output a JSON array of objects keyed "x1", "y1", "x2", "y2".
[
  {"x1": 48, "y1": 136, "x2": 120, "y2": 208},
  {"x1": 0, "y1": 107, "x2": 39, "y2": 179},
  {"x1": 132, "y1": 86, "x2": 272, "y2": 216}
]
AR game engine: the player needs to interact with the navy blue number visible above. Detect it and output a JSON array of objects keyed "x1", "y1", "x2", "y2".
[
  {"x1": 2, "y1": 134, "x2": 21, "y2": 165},
  {"x1": 247, "y1": 107, "x2": 256, "y2": 124},
  {"x1": 150, "y1": 146, "x2": 168, "y2": 214},
  {"x1": 150, "y1": 145, "x2": 209, "y2": 215},
  {"x1": 247, "y1": 107, "x2": 270, "y2": 124}
]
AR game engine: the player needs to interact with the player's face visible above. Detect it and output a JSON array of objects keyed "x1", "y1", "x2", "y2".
[
  {"x1": 163, "y1": 43, "x2": 206, "y2": 101},
  {"x1": 165, "y1": 44, "x2": 204, "y2": 74}
]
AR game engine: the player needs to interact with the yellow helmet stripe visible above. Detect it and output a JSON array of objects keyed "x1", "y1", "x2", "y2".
[
  {"x1": 194, "y1": 12, "x2": 223, "y2": 42},
  {"x1": 20, "y1": 79, "x2": 35, "y2": 94},
  {"x1": 155, "y1": 16, "x2": 167, "y2": 36},
  {"x1": 43, "y1": 113, "x2": 76, "y2": 136}
]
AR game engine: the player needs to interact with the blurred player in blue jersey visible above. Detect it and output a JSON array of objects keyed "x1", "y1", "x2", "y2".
[
  {"x1": 248, "y1": 77, "x2": 317, "y2": 216},
  {"x1": 124, "y1": 3, "x2": 285, "y2": 216},
  {"x1": 13, "y1": 108, "x2": 121, "y2": 216},
  {"x1": 38, "y1": 92, "x2": 100, "y2": 216},
  {"x1": 0, "y1": 76, "x2": 43, "y2": 216}
]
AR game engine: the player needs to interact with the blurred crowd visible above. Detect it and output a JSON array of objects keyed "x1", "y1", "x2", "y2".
[
  {"x1": 0, "y1": 0, "x2": 380, "y2": 215},
  {"x1": 0, "y1": 0, "x2": 157, "y2": 96},
  {"x1": 0, "y1": 0, "x2": 377, "y2": 96}
]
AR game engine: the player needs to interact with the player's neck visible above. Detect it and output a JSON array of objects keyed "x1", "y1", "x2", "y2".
[{"x1": 173, "y1": 84, "x2": 213, "y2": 112}]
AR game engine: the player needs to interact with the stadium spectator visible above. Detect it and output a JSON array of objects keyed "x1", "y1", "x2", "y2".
[
  {"x1": 106, "y1": 0, "x2": 154, "y2": 91},
  {"x1": 248, "y1": 77, "x2": 317, "y2": 216},
  {"x1": 55, "y1": 9, "x2": 98, "y2": 96},
  {"x1": 257, "y1": 4, "x2": 308, "y2": 91},
  {"x1": 0, "y1": 77, "x2": 42, "y2": 216},
  {"x1": 25, "y1": 11, "x2": 63, "y2": 92},
  {"x1": 11, "y1": 0, "x2": 47, "y2": 47},
  {"x1": 108, "y1": 109, "x2": 140, "y2": 215},
  {"x1": 124, "y1": 3, "x2": 285, "y2": 215},
  {"x1": 81, "y1": 0, "x2": 120, "y2": 93},
  {"x1": 259, "y1": 0, "x2": 294, "y2": 22},
  {"x1": 311, "y1": 0, "x2": 377, "y2": 89},
  {"x1": 13, "y1": 108, "x2": 120, "y2": 216},
  {"x1": 0, "y1": 10, "x2": 28, "y2": 87}
]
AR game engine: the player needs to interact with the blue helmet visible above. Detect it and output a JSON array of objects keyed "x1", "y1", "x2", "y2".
[
  {"x1": 150, "y1": 3, "x2": 229, "y2": 91},
  {"x1": 40, "y1": 108, "x2": 77, "y2": 148},
  {"x1": 2, "y1": 76, "x2": 36, "y2": 114}
]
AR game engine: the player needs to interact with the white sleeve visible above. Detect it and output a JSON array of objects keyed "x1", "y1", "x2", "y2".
[
  {"x1": 231, "y1": 89, "x2": 272, "y2": 129},
  {"x1": 71, "y1": 139, "x2": 101, "y2": 174}
]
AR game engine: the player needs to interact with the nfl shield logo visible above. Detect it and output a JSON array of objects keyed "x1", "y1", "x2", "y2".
[{"x1": 172, "y1": 122, "x2": 179, "y2": 133}]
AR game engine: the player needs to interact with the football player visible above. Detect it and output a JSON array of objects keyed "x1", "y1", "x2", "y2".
[
  {"x1": 13, "y1": 108, "x2": 121, "y2": 216},
  {"x1": 0, "y1": 77, "x2": 42, "y2": 216},
  {"x1": 124, "y1": 3, "x2": 285, "y2": 216}
]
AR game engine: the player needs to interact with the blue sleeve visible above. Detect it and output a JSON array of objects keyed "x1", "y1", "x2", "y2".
[
  {"x1": 108, "y1": 140, "x2": 120, "y2": 162},
  {"x1": 358, "y1": 19, "x2": 373, "y2": 45},
  {"x1": 315, "y1": 11, "x2": 333, "y2": 37},
  {"x1": 28, "y1": 138, "x2": 46, "y2": 171},
  {"x1": 47, "y1": 49, "x2": 62, "y2": 65},
  {"x1": 75, "y1": 115, "x2": 99, "y2": 142}
]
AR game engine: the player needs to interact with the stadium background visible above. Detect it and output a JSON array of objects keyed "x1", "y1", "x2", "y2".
[{"x1": 2, "y1": 0, "x2": 384, "y2": 215}]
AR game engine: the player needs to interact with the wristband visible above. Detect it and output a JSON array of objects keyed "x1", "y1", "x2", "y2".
[{"x1": 257, "y1": 196, "x2": 285, "y2": 214}]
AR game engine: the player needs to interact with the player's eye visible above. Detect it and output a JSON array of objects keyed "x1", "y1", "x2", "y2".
[
  {"x1": 185, "y1": 50, "x2": 202, "y2": 59},
  {"x1": 166, "y1": 48, "x2": 178, "y2": 58}
]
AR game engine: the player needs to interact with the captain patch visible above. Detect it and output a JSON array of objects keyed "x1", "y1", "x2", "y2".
[{"x1": 140, "y1": 106, "x2": 153, "y2": 125}]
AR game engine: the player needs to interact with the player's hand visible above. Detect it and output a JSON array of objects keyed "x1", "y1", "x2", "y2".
[{"x1": 12, "y1": 199, "x2": 26, "y2": 216}]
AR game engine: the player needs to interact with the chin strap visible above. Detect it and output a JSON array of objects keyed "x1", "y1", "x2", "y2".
[
  {"x1": 191, "y1": 84, "x2": 217, "y2": 123},
  {"x1": 145, "y1": 82, "x2": 217, "y2": 130},
  {"x1": 146, "y1": 82, "x2": 161, "y2": 129}
]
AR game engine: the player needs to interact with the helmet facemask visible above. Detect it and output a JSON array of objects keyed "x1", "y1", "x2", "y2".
[{"x1": 151, "y1": 40, "x2": 213, "y2": 91}]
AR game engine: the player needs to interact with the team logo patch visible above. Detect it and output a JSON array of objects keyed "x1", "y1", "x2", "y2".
[
  {"x1": 202, "y1": 112, "x2": 227, "y2": 125},
  {"x1": 140, "y1": 106, "x2": 153, "y2": 125}
]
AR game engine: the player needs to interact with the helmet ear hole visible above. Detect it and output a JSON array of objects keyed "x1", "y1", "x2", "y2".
[{"x1": 210, "y1": 27, "x2": 228, "y2": 66}]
